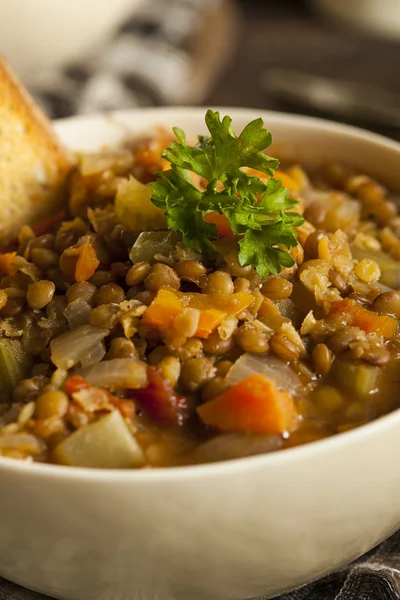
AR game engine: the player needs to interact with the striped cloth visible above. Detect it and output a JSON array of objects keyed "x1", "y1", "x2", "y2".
[{"x1": 28, "y1": 0, "x2": 237, "y2": 119}]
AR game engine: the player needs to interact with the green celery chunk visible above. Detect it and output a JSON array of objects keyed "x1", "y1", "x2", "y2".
[
  {"x1": 351, "y1": 245, "x2": 400, "y2": 289},
  {"x1": 0, "y1": 339, "x2": 31, "y2": 400},
  {"x1": 333, "y1": 359, "x2": 381, "y2": 398}
]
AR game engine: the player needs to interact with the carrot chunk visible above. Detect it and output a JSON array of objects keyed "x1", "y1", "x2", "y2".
[
  {"x1": 330, "y1": 299, "x2": 397, "y2": 339},
  {"x1": 204, "y1": 212, "x2": 233, "y2": 238},
  {"x1": 143, "y1": 289, "x2": 254, "y2": 338},
  {"x1": 0, "y1": 252, "x2": 17, "y2": 275},
  {"x1": 75, "y1": 242, "x2": 100, "y2": 283},
  {"x1": 197, "y1": 374, "x2": 298, "y2": 434}
]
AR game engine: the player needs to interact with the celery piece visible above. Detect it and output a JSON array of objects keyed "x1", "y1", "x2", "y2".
[
  {"x1": 351, "y1": 245, "x2": 400, "y2": 289},
  {"x1": 333, "y1": 359, "x2": 380, "y2": 398},
  {"x1": 0, "y1": 339, "x2": 31, "y2": 400},
  {"x1": 53, "y1": 410, "x2": 145, "y2": 468}
]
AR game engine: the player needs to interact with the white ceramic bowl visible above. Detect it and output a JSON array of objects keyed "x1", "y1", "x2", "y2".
[
  {"x1": 0, "y1": 0, "x2": 143, "y2": 83},
  {"x1": 1, "y1": 108, "x2": 400, "y2": 600}
]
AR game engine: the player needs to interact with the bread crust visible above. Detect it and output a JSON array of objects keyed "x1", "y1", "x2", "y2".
[{"x1": 0, "y1": 56, "x2": 76, "y2": 245}]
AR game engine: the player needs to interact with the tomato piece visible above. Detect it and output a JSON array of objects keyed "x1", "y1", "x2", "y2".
[{"x1": 133, "y1": 366, "x2": 188, "y2": 425}]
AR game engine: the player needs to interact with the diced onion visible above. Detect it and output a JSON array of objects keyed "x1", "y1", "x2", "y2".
[
  {"x1": 130, "y1": 231, "x2": 181, "y2": 264},
  {"x1": 79, "y1": 342, "x2": 106, "y2": 368},
  {"x1": 50, "y1": 325, "x2": 108, "y2": 370},
  {"x1": 64, "y1": 298, "x2": 92, "y2": 329},
  {"x1": 79, "y1": 358, "x2": 148, "y2": 391},
  {"x1": 226, "y1": 353, "x2": 302, "y2": 396}
]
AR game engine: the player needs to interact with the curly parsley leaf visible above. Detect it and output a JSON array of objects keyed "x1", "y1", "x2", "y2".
[{"x1": 149, "y1": 110, "x2": 304, "y2": 278}]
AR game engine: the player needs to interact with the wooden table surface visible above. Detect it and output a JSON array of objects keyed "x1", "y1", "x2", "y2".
[{"x1": 206, "y1": 0, "x2": 400, "y2": 140}]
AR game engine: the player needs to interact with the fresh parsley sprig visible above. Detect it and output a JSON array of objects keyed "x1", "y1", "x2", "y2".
[{"x1": 149, "y1": 110, "x2": 304, "y2": 278}]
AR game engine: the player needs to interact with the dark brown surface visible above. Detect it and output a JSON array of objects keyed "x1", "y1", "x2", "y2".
[{"x1": 206, "y1": 0, "x2": 400, "y2": 139}]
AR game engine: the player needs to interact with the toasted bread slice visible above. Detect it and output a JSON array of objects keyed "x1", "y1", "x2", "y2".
[{"x1": 0, "y1": 56, "x2": 76, "y2": 245}]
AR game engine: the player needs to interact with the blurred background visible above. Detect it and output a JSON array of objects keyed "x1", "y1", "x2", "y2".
[{"x1": 2, "y1": 0, "x2": 400, "y2": 139}]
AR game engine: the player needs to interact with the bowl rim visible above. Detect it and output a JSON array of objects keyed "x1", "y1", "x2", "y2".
[{"x1": 3, "y1": 105, "x2": 400, "y2": 481}]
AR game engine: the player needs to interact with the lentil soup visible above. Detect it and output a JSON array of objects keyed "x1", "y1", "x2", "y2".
[{"x1": 1, "y1": 110, "x2": 400, "y2": 468}]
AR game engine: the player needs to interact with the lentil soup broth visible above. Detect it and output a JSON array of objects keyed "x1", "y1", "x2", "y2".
[{"x1": 1, "y1": 115, "x2": 400, "y2": 468}]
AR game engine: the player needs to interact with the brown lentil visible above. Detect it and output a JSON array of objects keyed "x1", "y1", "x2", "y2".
[
  {"x1": 134, "y1": 290, "x2": 156, "y2": 306},
  {"x1": 200, "y1": 377, "x2": 230, "y2": 402},
  {"x1": 107, "y1": 337, "x2": 138, "y2": 360},
  {"x1": 35, "y1": 391, "x2": 69, "y2": 419},
  {"x1": 202, "y1": 331, "x2": 236, "y2": 355},
  {"x1": 303, "y1": 202, "x2": 326, "y2": 227},
  {"x1": 30, "y1": 234, "x2": 56, "y2": 250},
  {"x1": 261, "y1": 276, "x2": 293, "y2": 300},
  {"x1": 236, "y1": 323, "x2": 269, "y2": 354},
  {"x1": 46, "y1": 267, "x2": 69, "y2": 292},
  {"x1": 312, "y1": 343, "x2": 332, "y2": 377},
  {"x1": 148, "y1": 345, "x2": 170, "y2": 365},
  {"x1": 66, "y1": 281, "x2": 97, "y2": 304},
  {"x1": 233, "y1": 277, "x2": 251, "y2": 293},
  {"x1": 94, "y1": 283, "x2": 126, "y2": 306},
  {"x1": 54, "y1": 229, "x2": 81, "y2": 254},
  {"x1": 176, "y1": 338, "x2": 203, "y2": 361},
  {"x1": 144, "y1": 264, "x2": 180, "y2": 292},
  {"x1": 215, "y1": 360, "x2": 233, "y2": 378},
  {"x1": 0, "y1": 297, "x2": 25, "y2": 318},
  {"x1": 362, "y1": 347, "x2": 391, "y2": 366},
  {"x1": 90, "y1": 304, "x2": 122, "y2": 329},
  {"x1": 26, "y1": 280, "x2": 56, "y2": 310},
  {"x1": 327, "y1": 327, "x2": 364, "y2": 354},
  {"x1": 126, "y1": 285, "x2": 142, "y2": 300},
  {"x1": 372, "y1": 291, "x2": 400, "y2": 319},
  {"x1": 270, "y1": 334, "x2": 300, "y2": 362},
  {"x1": 13, "y1": 376, "x2": 49, "y2": 403},
  {"x1": 174, "y1": 260, "x2": 207, "y2": 282},
  {"x1": 126, "y1": 262, "x2": 151, "y2": 287},
  {"x1": 30, "y1": 248, "x2": 60, "y2": 270},
  {"x1": 180, "y1": 357, "x2": 216, "y2": 392},
  {"x1": 304, "y1": 230, "x2": 325, "y2": 259},
  {"x1": 110, "y1": 262, "x2": 130, "y2": 278},
  {"x1": 89, "y1": 270, "x2": 116, "y2": 287},
  {"x1": 329, "y1": 269, "x2": 350, "y2": 295},
  {"x1": 223, "y1": 250, "x2": 252, "y2": 277},
  {"x1": 200, "y1": 271, "x2": 234, "y2": 296},
  {"x1": 347, "y1": 293, "x2": 371, "y2": 308}
]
